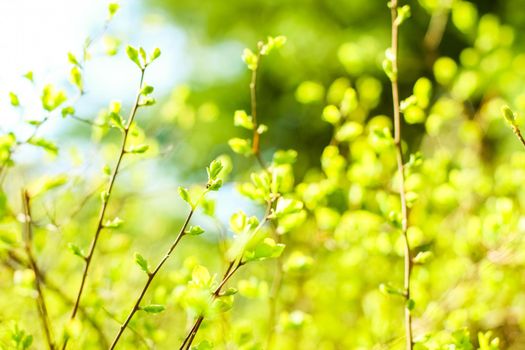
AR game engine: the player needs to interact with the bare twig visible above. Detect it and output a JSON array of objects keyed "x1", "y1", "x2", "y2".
[{"x1": 21, "y1": 190, "x2": 56, "y2": 350}]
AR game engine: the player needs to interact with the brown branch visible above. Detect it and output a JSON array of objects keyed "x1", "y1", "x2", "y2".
[
  {"x1": 62, "y1": 68, "x2": 146, "y2": 350},
  {"x1": 388, "y1": 1, "x2": 413, "y2": 349},
  {"x1": 21, "y1": 190, "x2": 56, "y2": 350}
]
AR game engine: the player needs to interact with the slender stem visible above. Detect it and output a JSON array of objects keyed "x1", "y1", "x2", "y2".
[
  {"x1": 109, "y1": 209, "x2": 195, "y2": 349},
  {"x1": 21, "y1": 190, "x2": 56, "y2": 350},
  {"x1": 63, "y1": 68, "x2": 146, "y2": 350},
  {"x1": 389, "y1": 1, "x2": 413, "y2": 349},
  {"x1": 511, "y1": 125, "x2": 525, "y2": 148}
]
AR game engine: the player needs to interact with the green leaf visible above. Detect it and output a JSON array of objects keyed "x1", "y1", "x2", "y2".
[
  {"x1": 140, "y1": 96, "x2": 156, "y2": 106},
  {"x1": 141, "y1": 85, "x2": 154, "y2": 95},
  {"x1": 28, "y1": 174, "x2": 68, "y2": 197},
  {"x1": 139, "y1": 47, "x2": 147, "y2": 65},
  {"x1": 228, "y1": 138, "x2": 252, "y2": 156},
  {"x1": 67, "y1": 52, "x2": 80, "y2": 66},
  {"x1": 273, "y1": 150, "x2": 297, "y2": 165},
  {"x1": 207, "y1": 179, "x2": 222, "y2": 191},
  {"x1": 322, "y1": 105, "x2": 341, "y2": 124},
  {"x1": 242, "y1": 48, "x2": 258, "y2": 71},
  {"x1": 233, "y1": 110, "x2": 254, "y2": 129},
  {"x1": 68, "y1": 243, "x2": 85, "y2": 259},
  {"x1": 186, "y1": 225, "x2": 205, "y2": 236},
  {"x1": 41, "y1": 84, "x2": 67, "y2": 111},
  {"x1": 502, "y1": 105, "x2": 516, "y2": 125},
  {"x1": 23, "y1": 71, "x2": 34, "y2": 82},
  {"x1": 245, "y1": 237, "x2": 285, "y2": 262},
  {"x1": 413, "y1": 251, "x2": 433, "y2": 264},
  {"x1": 70, "y1": 66, "x2": 83, "y2": 91},
  {"x1": 61, "y1": 106, "x2": 75, "y2": 118},
  {"x1": 394, "y1": 5, "x2": 411, "y2": 26},
  {"x1": 127, "y1": 144, "x2": 149, "y2": 154},
  {"x1": 108, "y1": 2, "x2": 120, "y2": 19},
  {"x1": 28, "y1": 137, "x2": 58, "y2": 156},
  {"x1": 150, "y1": 48, "x2": 161, "y2": 61},
  {"x1": 382, "y1": 49, "x2": 396, "y2": 82},
  {"x1": 109, "y1": 112, "x2": 125, "y2": 130},
  {"x1": 406, "y1": 298, "x2": 416, "y2": 311},
  {"x1": 142, "y1": 304, "x2": 165, "y2": 314},
  {"x1": 207, "y1": 159, "x2": 223, "y2": 181},
  {"x1": 104, "y1": 217, "x2": 124, "y2": 228},
  {"x1": 379, "y1": 283, "x2": 405, "y2": 297},
  {"x1": 100, "y1": 191, "x2": 110, "y2": 203},
  {"x1": 126, "y1": 45, "x2": 142, "y2": 68},
  {"x1": 275, "y1": 197, "x2": 304, "y2": 218},
  {"x1": 178, "y1": 186, "x2": 192, "y2": 206},
  {"x1": 9, "y1": 92, "x2": 20, "y2": 107},
  {"x1": 134, "y1": 252, "x2": 150, "y2": 274}
]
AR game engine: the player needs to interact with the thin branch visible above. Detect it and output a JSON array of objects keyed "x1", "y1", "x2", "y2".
[
  {"x1": 62, "y1": 68, "x2": 146, "y2": 350},
  {"x1": 388, "y1": 1, "x2": 413, "y2": 349},
  {"x1": 109, "y1": 209, "x2": 195, "y2": 349},
  {"x1": 21, "y1": 190, "x2": 56, "y2": 350}
]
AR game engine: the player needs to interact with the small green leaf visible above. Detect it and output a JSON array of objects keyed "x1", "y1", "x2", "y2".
[
  {"x1": 413, "y1": 251, "x2": 433, "y2": 264},
  {"x1": 126, "y1": 45, "x2": 142, "y2": 68},
  {"x1": 103, "y1": 164, "x2": 111, "y2": 176},
  {"x1": 100, "y1": 191, "x2": 110, "y2": 203},
  {"x1": 379, "y1": 283, "x2": 405, "y2": 297},
  {"x1": 140, "y1": 96, "x2": 156, "y2": 106},
  {"x1": 108, "y1": 2, "x2": 119, "y2": 18},
  {"x1": 502, "y1": 105, "x2": 516, "y2": 125},
  {"x1": 134, "y1": 252, "x2": 150, "y2": 274},
  {"x1": 141, "y1": 85, "x2": 154, "y2": 95},
  {"x1": 127, "y1": 144, "x2": 149, "y2": 154},
  {"x1": 242, "y1": 48, "x2": 258, "y2": 71},
  {"x1": 142, "y1": 304, "x2": 165, "y2": 314},
  {"x1": 207, "y1": 179, "x2": 222, "y2": 191},
  {"x1": 228, "y1": 138, "x2": 252, "y2": 156},
  {"x1": 109, "y1": 112, "x2": 125, "y2": 130},
  {"x1": 233, "y1": 110, "x2": 254, "y2": 129},
  {"x1": 28, "y1": 137, "x2": 58, "y2": 156},
  {"x1": 150, "y1": 48, "x2": 161, "y2": 61},
  {"x1": 68, "y1": 243, "x2": 85, "y2": 259},
  {"x1": 395, "y1": 5, "x2": 411, "y2": 26},
  {"x1": 67, "y1": 52, "x2": 80, "y2": 66},
  {"x1": 70, "y1": 66, "x2": 83, "y2": 91},
  {"x1": 9, "y1": 92, "x2": 20, "y2": 107},
  {"x1": 186, "y1": 225, "x2": 205, "y2": 236},
  {"x1": 178, "y1": 186, "x2": 192, "y2": 206},
  {"x1": 406, "y1": 298, "x2": 416, "y2": 311},
  {"x1": 23, "y1": 71, "x2": 34, "y2": 82},
  {"x1": 61, "y1": 106, "x2": 75, "y2": 118},
  {"x1": 207, "y1": 159, "x2": 223, "y2": 181},
  {"x1": 139, "y1": 47, "x2": 147, "y2": 65},
  {"x1": 41, "y1": 84, "x2": 67, "y2": 111},
  {"x1": 104, "y1": 217, "x2": 124, "y2": 228}
]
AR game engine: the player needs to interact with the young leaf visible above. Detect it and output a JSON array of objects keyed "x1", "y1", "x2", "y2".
[
  {"x1": 67, "y1": 52, "x2": 80, "y2": 66},
  {"x1": 108, "y1": 2, "x2": 120, "y2": 19},
  {"x1": 126, "y1": 45, "x2": 142, "y2": 69},
  {"x1": 228, "y1": 138, "x2": 252, "y2": 156},
  {"x1": 142, "y1": 304, "x2": 165, "y2": 314},
  {"x1": 242, "y1": 48, "x2": 258, "y2": 71},
  {"x1": 234, "y1": 110, "x2": 254, "y2": 129},
  {"x1": 70, "y1": 66, "x2": 83, "y2": 91},
  {"x1": 186, "y1": 225, "x2": 205, "y2": 236},
  {"x1": 141, "y1": 85, "x2": 154, "y2": 95},
  {"x1": 9, "y1": 92, "x2": 20, "y2": 107},
  {"x1": 178, "y1": 186, "x2": 192, "y2": 206},
  {"x1": 61, "y1": 106, "x2": 75, "y2": 118},
  {"x1": 104, "y1": 217, "x2": 124, "y2": 228},
  {"x1": 28, "y1": 137, "x2": 58, "y2": 156},
  {"x1": 127, "y1": 144, "x2": 149, "y2": 154},
  {"x1": 68, "y1": 243, "x2": 85, "y2": 259},
  {"x1": 150, "y1": 48, "x2": 161, "y2": 61},
  {"x1": 134, "y1": 252, "x2": 150, "y2": 274},
  {"x1": 207, "y1": 159, "x2": 223, "y2": 182},
  {"x1": 41, "y1": 84, "x2": 67, "y2": 111}
]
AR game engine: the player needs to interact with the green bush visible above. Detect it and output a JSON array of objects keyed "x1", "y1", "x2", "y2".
[{"x1": 1, "y1": 1, "x2": 524, "y2": 349}]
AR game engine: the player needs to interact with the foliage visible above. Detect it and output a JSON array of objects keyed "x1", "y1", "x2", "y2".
[{"x1": 1, "y1": 1, "x2": 525, "y2": 350}]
